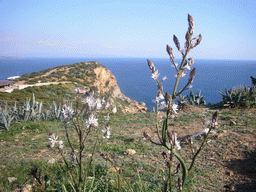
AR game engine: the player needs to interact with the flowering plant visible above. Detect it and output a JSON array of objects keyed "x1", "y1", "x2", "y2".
[
  {"x1": 144, "y1": 14, "x2": 218, "y2": 191},
  {"x1": 47, "y1": 88, "x2": 111, "y2": 191}
]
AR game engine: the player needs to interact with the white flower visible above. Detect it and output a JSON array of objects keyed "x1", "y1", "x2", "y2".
[
  {"x1": 159, "y1": 101, "x2": 167, "y2": 110},
  {"x1": 49, "y1": 133, "x2": 58, "y2": 148},
  {"x1": 191, "y1": 128, "x2": 217, "y2": 139},
  {"x1": 174, "y1": 72, "x2": 185, "y2": 79},
  {"x1": 168, "y1": 132, "x2": 181, "y2": 150},
  {"x1": 58, "y1": 140, "x2": 64, "y2": 150},
  {"x1": 102, "y1": 124, "x2": 111, "y2": 139},
  {"x1": 161, "y1": 76, "x2": 167, "y2": 82},
  {"x1": 186, "y1": 85, "x2": 193, "y2": 89},
  {"x1": 74, "y1": 88, "x2": 80, "y2": 95},
  {"x1": 151, "y1": 70, "x2": 160, "y2": 80},
  {"x1": 172, "y1": 104, "x2": 178, "y2": 114},
  {"x1": 156, "y1": 92, "x2": 164, "y2": 102},
  {"x1": 174, "y1": 138, "x2": 181, "y2": 150},
  {"x1": 205, "y1": 120, "x2": 218, "y2": 127},
  {"x1": 182, "y1": 64, "x2": 191, "y2": 70},
  {"x1": 62, "y1": 104, "x2": 74, "y2": 119},
  {"x1": 85, "y1": 113, "x2": 98, "y2": 128},
  {"x1": 181, "y1": 72, "x2": 186, "y2": 77},
  {"x1": 105, "y1": 102, "x2": 110, "y2": 109},
  {"x1": 82, "y1": 95, "x2": 96, "y2": 109},
  {"x1": 96, "y1": 98, "x2": 102, "y2": 110},
  {"x1": 104, "y1": 113, "x2": 110, "y2": 121},
  {"x1": 112, "y1": 106, "x2": 117, "y2": 113}
]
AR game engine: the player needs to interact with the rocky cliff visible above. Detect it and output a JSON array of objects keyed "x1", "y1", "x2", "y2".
[{"x1": 93, "y1": 64, "x2": 148, "y2": 113}]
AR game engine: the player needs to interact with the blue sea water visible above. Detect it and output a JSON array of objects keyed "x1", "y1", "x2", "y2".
[{"x1": 0, "y1": 57, "x2": 255, "y2": 109}]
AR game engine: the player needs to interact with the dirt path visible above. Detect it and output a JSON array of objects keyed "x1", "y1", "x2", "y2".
[{"x1": 1, "y1": 81, "x2": 71, "y2": 93}]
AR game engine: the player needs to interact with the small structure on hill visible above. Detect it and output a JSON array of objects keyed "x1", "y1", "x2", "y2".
[
  {"x1": 7, "y1": 76, "x2": 20, "y2": 81},
  {"x1": 0, "y1": 81, "x2": 15, "y2": 89}
]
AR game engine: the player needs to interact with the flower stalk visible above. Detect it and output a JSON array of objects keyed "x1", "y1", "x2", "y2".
[{"x1": 145, "y1": 14, "x2": 212, "y2": 191}]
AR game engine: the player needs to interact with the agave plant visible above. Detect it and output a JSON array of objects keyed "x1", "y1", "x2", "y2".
[
  {"x1": 48, "y1": 101, "x2": 62, "y2": 121},
  {"x1": 219, "y1": 87, "x2": 246, "y2": 108},
  {"x1": 220, "y1": 85, "x2": 256, "y2": 108},
  {"x1": 0, "y1": 112, "x2": 14, "y2": 130},
  {"x1": 186, "y1": 90, "x2": 206, "y2": 106}
]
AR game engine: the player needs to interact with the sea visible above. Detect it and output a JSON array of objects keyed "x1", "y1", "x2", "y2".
[{"x1": 0, "y1": 57, "x2": 255, "y2": 110}]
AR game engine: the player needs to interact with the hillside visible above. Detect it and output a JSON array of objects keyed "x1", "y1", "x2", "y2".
[{"x1": 0, "y1": 61, "x2": 148, "y2": 113}]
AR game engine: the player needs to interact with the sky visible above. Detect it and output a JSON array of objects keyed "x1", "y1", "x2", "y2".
[{"x1": 0, "y1": 0, "x2": 255, "y2": 60}]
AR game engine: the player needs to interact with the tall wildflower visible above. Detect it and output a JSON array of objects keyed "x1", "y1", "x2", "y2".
[{"x1": 144, "y1": 14, "x2": 215, "y2": 191}]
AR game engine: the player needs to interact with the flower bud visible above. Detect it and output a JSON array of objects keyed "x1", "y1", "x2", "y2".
[
  {"x1": 147, "y1": 59, "x2": 155, "y2": 73},
  {"x1": 188, "y1": 67, "x2": 196, "y2": 84},
  {"x1": 185, "y1": 31, "x2": 192, "y2": 42},
  {"x1": 165, "y1": 91, "x2": 172, "y2": 108},
  {"x1": 166, "y1": 45, "x2": 174, "y2": 60},
  {"x1": 188, "y1": 58, "x2": 194, "y2": 66},
  {"x1": 195, "y1": 34, "x2": 202, "y2": 46},
  {"x1": 188, "y1": 14, "x2": 194, "y2": 35},
  {"x1": 173, "y1": 35, "x2": 180, "y2": 51}
]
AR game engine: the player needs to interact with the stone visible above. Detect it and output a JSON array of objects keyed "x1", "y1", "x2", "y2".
[
  {"x1": 125, "y1": 149, "x2": 136, "y2": 155},
  {"x1": 21, "y1": 184, "x2": 32, "y2": 192},
  {"x1": 47, "y1": 158, "x2": 56, "y2": 164},
  {"x1": 108, "y1": 167, "x2": 120, "y2": 172},
  {"x1": 7, "y1": 177, "x2": 17, "y2": 183}
]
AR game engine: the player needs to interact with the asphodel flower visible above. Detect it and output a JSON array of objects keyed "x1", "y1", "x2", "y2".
[
  {"x1": 85, "y1": 113, "x2": 98, "y2": 128},
  {"x1": 167, "y1": 131, "x2": 181, "y2": 150},
  {"x1": 102, "y1": 124, "x2": 111, "y2": 139}
]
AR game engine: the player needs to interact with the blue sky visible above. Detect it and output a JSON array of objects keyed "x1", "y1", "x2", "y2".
[{"x1": 0, "y1": 0, "x2": 255, "y2": 59}]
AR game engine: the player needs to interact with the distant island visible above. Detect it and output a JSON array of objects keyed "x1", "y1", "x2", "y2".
[{"x1": 0, "y1": 56, "x2": 26, "y2": 59}]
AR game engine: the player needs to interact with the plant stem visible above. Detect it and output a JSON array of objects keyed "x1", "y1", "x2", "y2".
[
  {"x1": 169, "y1": 147, "x2": 173, "y2": 192},
  {"x1": 79, "y1": 125, "x2": 83, "y2": 190},
  {"x1": 188, "y1": 127, "x2": 213, "y2": 173}
]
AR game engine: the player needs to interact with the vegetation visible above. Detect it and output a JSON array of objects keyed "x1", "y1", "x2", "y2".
[
  {"x1": 0, "y1": 107, "x2": 255, "y2": 191},
  {"x1": 17, "y1": 61, "x2": 104, "y2": 85},
  {"x1": 219, "y1": 85, "x2": 256, "y2": 108},
  {"x1": 0, "y1": 14, "x2": 256, "y2": 192}
]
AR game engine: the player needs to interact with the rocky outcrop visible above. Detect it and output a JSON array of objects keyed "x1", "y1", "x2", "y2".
[{"x1": 93, "y1": 65, "x2": 148, "y2": 113}]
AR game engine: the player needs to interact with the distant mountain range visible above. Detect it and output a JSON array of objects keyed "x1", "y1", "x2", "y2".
[{"x1": 0, "y1": 56, "x2": 26, "y2": 59}]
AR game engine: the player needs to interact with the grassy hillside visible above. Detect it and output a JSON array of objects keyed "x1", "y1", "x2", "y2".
[
  {"x1": 0, "y1": 106, "x2": 255, "y2": 191},
  {"x1": 16, "y1": 61, "x2": 105, "y2": 85}
]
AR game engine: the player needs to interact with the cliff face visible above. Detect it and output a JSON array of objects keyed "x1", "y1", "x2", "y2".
[{"x1": 93, "y1": 65, "x2": 148, "y2": 113}]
